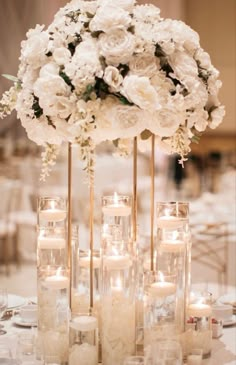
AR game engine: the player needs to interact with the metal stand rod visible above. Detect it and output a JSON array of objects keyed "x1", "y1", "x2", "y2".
[
  {"x1": 89, "y1": 173, "x2": 94, "y2": 311},
  {"x1": 67, "y1": 142, "x2": 72, "y2": 309},
  {"x1": 150, "y1": 135, "x2": 155, "y2": 271},
  {"x1": 133, "y1": 137, "x2": 138, "y2": 243}
]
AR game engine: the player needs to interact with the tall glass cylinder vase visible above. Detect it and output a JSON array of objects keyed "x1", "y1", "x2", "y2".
[
  {"x1": 37, "y1": 266, "x2": 70, "y2": 364},
  {"x1": 37, "y1": 227, "x2": 67, "y2": 267},
  {"x1": 155, "y1": 202, "x2": 192, "y2": 357},
  {"x1": 101, "y1": 194, "x2": 135, "y2": 365}
]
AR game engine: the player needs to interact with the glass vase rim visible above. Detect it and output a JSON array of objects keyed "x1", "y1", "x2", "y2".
[{"x1": 156, "y1": 201, "x2": 189, "y2": 206}]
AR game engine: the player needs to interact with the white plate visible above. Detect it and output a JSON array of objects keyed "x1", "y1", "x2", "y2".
[
  {"x1": 12, "y1": 315, "x2": 37, "y2": 328},
  {"x1": 223, "y1": 315, "x2": 236, "y2": 327},
  {"x1": 7, "y1": 294, "x2": 26, "y2": 310},
  {"x1": 218, "y1": 293, "x2": 236, "y2": 307}
]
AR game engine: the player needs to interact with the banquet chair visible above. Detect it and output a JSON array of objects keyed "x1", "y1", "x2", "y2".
[
  {"x1": 191, "y1": 221, "x2": 229, "y2": 293},
  {"x1": 0, "y1": 179, "x2": 17, "y2": 275}
]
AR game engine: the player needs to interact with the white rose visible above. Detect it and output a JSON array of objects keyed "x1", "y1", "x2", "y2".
[
  {"x1": 169, "y1": 51, "x2": 199, "y2": 82},
  {"x1": 99, "y1": 28, "x2": 135, "y2": 66},
  {"x1": 104, "y1": 66, "x2": 123, "y2": 92},
  {"x1": 97, "y1": 0, "x2": 135, "y2": 12},
  {"x1": 39, "y1": 62, "x2": 59, "y2": 78},
  {"x1": 129, "y1": 53, "x2": 159, "y2": 78},
  {"x1": 195, "y1": 48, "x2": 212, "y2": 69},
  {"x1": 94, "y1": 98, "x2": 146, "y2": 142},
  {"x1": 121, "y1": 75, "x2": 160, "y2": 111},
  {"x1": 209, "y1": 106, "x2": 225, "y2": 129},
  {"x1": 187, "y1": 110, "x2": 208, "y2": 132},
  {"x1": 53, "y1": 47, "x2": 71, "y2": 66},
  {"x1": 34, "y1": 75, "x2": 70, "y2": 100},
  {"x1": 20, "y1": 115, "x2": 63, "y2": 146},
  {"x1": 21, "y1": 26, "x2": 49, "y2": 68},
  {"x1": 89, "y1": 5, "x2": 131, "y2": 33},
  {"x1": 149, "y1": 109, "x2": 181, "y2": 137},
  {"x1": 133, "y1": 4, "x2": 161, "y2": 23},
  {"x1": 42, "y1": 95, "x2": 76, "y2": 119}
]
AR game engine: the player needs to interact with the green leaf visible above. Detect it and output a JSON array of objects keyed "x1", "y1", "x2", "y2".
[{"x1": 2, "y1": 74, "x2": 19, "y2": 83}]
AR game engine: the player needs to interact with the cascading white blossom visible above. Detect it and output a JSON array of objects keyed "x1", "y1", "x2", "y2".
[{"x1": 0, "y1": 0, "x2": 225, "y2": 178}]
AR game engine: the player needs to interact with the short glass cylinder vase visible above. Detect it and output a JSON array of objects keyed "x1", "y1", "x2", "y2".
[
  {"x1": 37, "y1": 196, "x2": 67, "y2": 227},
  {"x1": 144, "y1": 270, "x2": 178, "y2": 352},
  {"x1": 102, "y1": 194, "x2": 132, "y2": 244},
  {"x1": 183, "y1": 293, "x2": 212, "y2": 359},
  {"x1": 37, "y1": 227, "x2": 67, "y2": 267},
  {"x1": 156, "y1": 201, "x2": 189, "y2": 230},
  {"x1": 101, "y1": 242, "x2": 136, "y2": 365},
  {"x1": 37, "y1": 266, "x2": 70, "y2": 364},
  {"x1": 69, "y1": 314, "x2": 98, "y2": 365}
]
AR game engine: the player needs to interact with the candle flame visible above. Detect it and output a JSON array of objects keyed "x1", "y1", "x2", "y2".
[
  {"x1": 114, "y1": 192, "x2": 118, "y2": 204},
  {"x1": 51, "y1": 200, "x2": 56, "y2": 210},
  {"x1": 111, "y1": 276, "x2": 122, "y2": 289},
  {"x1": 56, "y1": 267, "x2": 62, "y2": 276},
  {"x1": 159, "y1": 271, "x2": 165, "y2": 282}
]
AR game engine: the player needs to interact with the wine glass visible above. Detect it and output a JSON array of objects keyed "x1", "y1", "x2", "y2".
[{"x1": 0, "y1": 288, "x2": 8, "y2": 335}]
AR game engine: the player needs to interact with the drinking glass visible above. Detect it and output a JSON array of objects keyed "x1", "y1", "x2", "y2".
[
  {"x1": 123, "y1": 356, "x2": 145, "y2": 364},
  {"x1": 0, "y1": 288, "x2": 8, "y2": 335},
  {"x1": 152, "y1": 340, "x2": 182, "y2": 365},
  {"x1": 0, "y1": 343, "x2": 13, "y2": 359},
  {"x1": 16, "y1": 331, "x2": 36, "y2": 363}
]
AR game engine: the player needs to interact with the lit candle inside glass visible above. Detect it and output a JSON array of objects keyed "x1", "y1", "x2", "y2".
[
  {"x1": 104, "y1": 254, "x2": 131, "y2": 270},
  {"x1": 160, "y1": 239, "x2": 185, "y2": 253},
  {"x1": 80, "y1": 256, "x2": 101, "y2": 269},
  {"x1": 38, "y1": 236, "x2": 66, "y2": 249},
  {"x1": 187, "y1": 302, "x2": 212, "y2": 317},
  {"x1": 43, "y1": 268, "x2": 69, "y2": 290},
  {"x1": 149, "y1": 272, "x2": 176, "y2": 298},
  {"x1": 157, "y1": 216, "x2": 187, "y2": 229},
  {"x1": 102, "y1": 192, "x2": 131, "y2": 217},
  {"x1": 39, "y1": 201, "x2": 67, "y2": 222}
]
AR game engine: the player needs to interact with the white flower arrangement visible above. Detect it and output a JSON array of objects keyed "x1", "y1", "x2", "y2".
[{"x1": 0, "y1": 0, "x2": 225, "y2": 179}]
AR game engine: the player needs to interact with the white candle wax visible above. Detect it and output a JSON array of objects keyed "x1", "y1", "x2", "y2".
[
  {"x1": 187, "y1": 354, "x2": 202, "y2": 365},
  {"x1": 157, "y1": 216, "x2": 187, "y2": 229},
  {"x1": 160, "y1": 239, "x2": 185, "y2": 253},
  {"x1": 149, "y1": 281, "x2": 176, "y2": 298},
  {"x1": 80, "y1": 256, "x2": 101, "y2": 269},
  {"x1": 70, "y1": 315, "x2": 97, "y2": 331},
  {"x1": 39, "y1": 209, "x2": 67, "y2": 222},
  {"x1": 104, "y1": 255, "x2": 131, "y2": 270},
  {"x1": 102, "y1": 204, "x2": 131, "y2": 217},
  {"x1": 188, "y1": 303, "x2": 212, "y2": 317},
  {"x1": 43, "y1": 275, "x2": 69, "y2": 290},
  {"x1": 38, "y1": 237, "x2": 66, "y2": 249},
  {"x1": 69, "y1": 343, "x2": 97, "y2": 365}
]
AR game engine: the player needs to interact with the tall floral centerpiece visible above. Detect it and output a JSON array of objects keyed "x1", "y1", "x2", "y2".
[{"x1": 0, "y1": 0, "x2": 225, "y2": 179}]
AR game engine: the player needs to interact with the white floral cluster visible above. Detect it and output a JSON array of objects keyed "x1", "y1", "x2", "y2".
[{"x1": 0, "y1": 0, "x2": 225, "y2": 176}]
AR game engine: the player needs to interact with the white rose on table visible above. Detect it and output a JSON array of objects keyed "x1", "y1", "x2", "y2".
[
  {"x1": 104, "y1": 66, "x2": 123, "y2": 92},
  {"x1": 99, "y1": 28, "x2": 135, "y2": 66},
  {"x1": 121, "y1": 75, "x2": 160, "y2": 111},
  {"x1": 129, "y1": 53, "x2": 159, "y2": 78},
  {"x1": 97, "y1": 0, "x2": 135, "y2": 12},
  {"x1": 53, "y1": 47, "x2": 71, "y2": 66},
  {"x1": 89, "y1": 5, "x2": 131, "y2": 33},
  {"x1": 21, "y1": 26, "x2": 49, "y2": 68}
]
